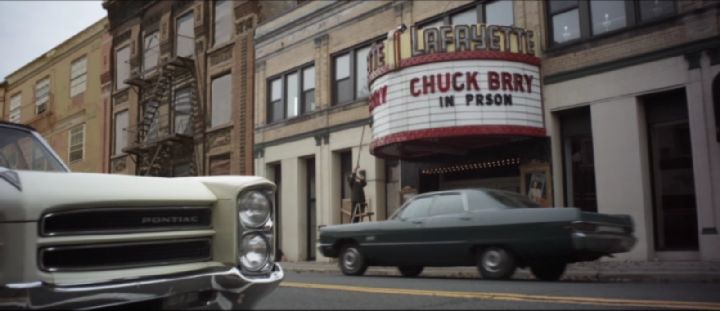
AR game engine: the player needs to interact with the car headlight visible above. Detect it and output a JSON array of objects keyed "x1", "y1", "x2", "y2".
[
  {"x1": 237, "y1": 190, "x2": 271, "y2": 228},
  {"x1": 239, "y1": 233, "x2": 269, "y2": 271}
]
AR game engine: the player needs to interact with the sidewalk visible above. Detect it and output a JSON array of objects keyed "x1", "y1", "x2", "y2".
[{"x1": 279, "y1": 260, "x2": 720, "y2": 283}]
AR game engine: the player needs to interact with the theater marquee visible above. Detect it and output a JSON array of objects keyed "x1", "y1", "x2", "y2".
[{"x1": 367, "y1": 24, "x2": 544, "y2": 159}]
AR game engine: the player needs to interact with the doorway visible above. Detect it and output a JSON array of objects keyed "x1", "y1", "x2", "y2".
[{"x1": 305, "y1": 157, "x2": 316, "y2": 260}]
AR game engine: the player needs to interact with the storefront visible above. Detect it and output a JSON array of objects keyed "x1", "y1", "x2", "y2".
[{"x1": 368, "y1": 23, "x2": 551, "y2": 210}]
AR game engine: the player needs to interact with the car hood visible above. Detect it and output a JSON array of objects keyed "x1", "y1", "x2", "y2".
[{"x1": 0, "y1": 170, "x2": 270, "y2": 222}]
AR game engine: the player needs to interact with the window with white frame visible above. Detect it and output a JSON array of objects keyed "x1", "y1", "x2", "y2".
[
  {"x1": 9, "y1": 94, "x2": 21, "y2": 123},
  {"x1": 174, "y1": 87, "x2": 193, "y2": 135},
  {"x1": 214, "y1": 0, "x2": 233, "y2": 47},
  {"x1": 114, "y1": 110, "x2": 128, "y2": 155},
  {"x1": 70, "y1": 57, "x2": 87, "y2": 97},
  {"x1": 211, "y1": 73, "x2": 231, "y2": 127},
  {"x1": 267, "y1": 64, "x2": 315, "y2": 123},
  {"x1": 143, "y1": 31, "x2": 160, "y2": 72},
  {"x1": 176, "y1": 11, "x2": 195, "y2": 58},
  {"x1": 35, "y1": 77, "x2": 50, "y2": 115},
  {"x1": 115, "y1": 46, "x2": 130, "y2": 90},
  {"x1": 69, "y1": 125, "x2": 84, "y2": 162},
  {"x1": 333, "y1": 45, "x2": 371, "y2": 106},
  {"x1": 547, "y1": 0, "x2": 676, "y2": 46},
  {"x1": 419, "y1": 0, "x2": 515, "y2": 29}
]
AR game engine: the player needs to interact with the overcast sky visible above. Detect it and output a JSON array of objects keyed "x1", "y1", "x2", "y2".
[{"x1": 0, "y1": 1, "x2": 106, "y2": 80}]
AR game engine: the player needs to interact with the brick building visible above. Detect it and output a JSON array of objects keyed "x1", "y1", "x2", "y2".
[
  {"x1": 102, "y1": 0, "x2": 285, "y2": 177},
  {"x1": 1, "y1": 18, "x2": 110, "y2": 173},
  {"x1": 254, "y1": 0, "x2": 720, "y2": 263}
]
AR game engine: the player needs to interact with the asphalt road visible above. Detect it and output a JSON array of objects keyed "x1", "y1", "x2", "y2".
[{"x1": 254, "y1": 271, "x2": 720, "y2": 310}]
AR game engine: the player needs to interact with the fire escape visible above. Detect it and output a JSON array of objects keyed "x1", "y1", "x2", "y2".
[{"x1": 124, "y1": 56, "x2": 203, "y2": 176}]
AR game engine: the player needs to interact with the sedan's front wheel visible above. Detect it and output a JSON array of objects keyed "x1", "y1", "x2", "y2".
[
  {"x1": 339, "y1": 244, "x2": 368, "y2": 276},
  {"x1": 398, "y1": 265, "x2": 424, "y2": 277},
  {"x1": 477, "y1": 247, "x2": 516, "y2": 280}
]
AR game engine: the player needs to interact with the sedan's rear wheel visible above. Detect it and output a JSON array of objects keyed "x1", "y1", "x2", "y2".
[
  {"x1": 477, "y1": 247, "x2": 516, "y2": 280},
  {"x1": 338, "y1": 244, "x2": 368, "y2": 276},
  {"x1": 398, "y1": 265, "x2": 424, "y2": 277},
  {"x1": 530, "y1": 261, "x2": 567, "y2": 281}
]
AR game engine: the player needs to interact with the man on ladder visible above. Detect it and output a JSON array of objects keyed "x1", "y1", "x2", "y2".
[{"x1": 348, "y1": 168, "x2": 368, "y2": 223}]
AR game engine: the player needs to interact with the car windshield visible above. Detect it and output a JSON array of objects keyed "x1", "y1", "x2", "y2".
[
  {"x1": 484, "y1": 189, "x2": 541, "y2": 208},
  {"x1": 0, "y1": 125, "x2": 68, "y2": 172}
]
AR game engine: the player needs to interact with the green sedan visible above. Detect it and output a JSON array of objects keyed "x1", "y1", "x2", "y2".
[{"x1": 318, "y1": 188, "x2": 636, "y2": 281}]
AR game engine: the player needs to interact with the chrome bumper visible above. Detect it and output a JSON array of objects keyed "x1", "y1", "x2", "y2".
[
  {"x1": 0, "y1": 264, "x2": 283, "y2": 310},
  {"x1": 572, "y1": 232, "x2": 636, "y2": 254}
]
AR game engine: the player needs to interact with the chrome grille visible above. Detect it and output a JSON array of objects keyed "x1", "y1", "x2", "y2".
[
  {"x1": 39, "y1": 239, "x2": 211, "y2": 272},
  {"x1": 40, "y1": 206, "x2": 212, "y2": 236}
]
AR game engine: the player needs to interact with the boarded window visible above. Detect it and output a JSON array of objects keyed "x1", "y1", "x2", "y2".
[
  {"x1": 114, "y1": 110, "x2": 128, "y2": 155},
  {"x1": 143, "y1": 31, "x2": 160, "y2": 71},
  {"x1": 69, "y1": 125, "x2": 84, "y2": 162},
  {"x1": 211, "y1": 74, "x2": 232, "y2": 127},
  {"x1": 70, "y1": 57, "x2": 87, "y2": 97},
  {"x1": 214, "y1": 0, "x2": 233, "y2": 46},
  {"x1": 176, "y1": 12, "x2": 195, "y2": 58},
  {"x1": 9, "y1": 94, "x2": 21, "y2": 123},
  {"x1": 115, "y1": 46, "x2": 130, "y2": 89},
  {"x1": 35, "y1": 78, "x2": 50, "y2": 114},
  {"x1": 209, "y1": 154, "x2": 230, "y2": 175}
]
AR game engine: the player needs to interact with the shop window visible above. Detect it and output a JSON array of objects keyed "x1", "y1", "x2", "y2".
[
  {"x1": 70, "y1": 56, "x2": 87, "y2": 97},
  {"x1": 34, "y1": 77, "x2": 50, "y2": 115},
  {"x1": 419, "y1": 0, "x2": 515, "y2": 28},
  {"x1": 267, "y1": 64, "x2": 315, "y2": 123},
  {"x1": 643, "y1": 89, "x2": 698, "y2": 251},
  {"x1": 115, "y1": 46, "x2": 130, "y2": 90},
  {"x1": 68, "y1": 124, "x2": 84, "y2": 163},
  {"x1": 210, "y1": 73, "x2": 231, "y2": 128},
  {"x1": 143, "y1": 30, "x2": 160, "y2": 72},
  {"x1": 176, "y1": 11, "x2": 195, "y2": 58},
  {"x1": 213, "y1": 0, "x2": 233, "y2": 47},
  {"x1": 559, "y1": 106, "x2": 597, "y2": 212},
  {"x1": 209, "y1": 154, "x2": 230, "y2": 175},
  {"x1": 114, "y1": 110, "x2": 128, "y2": 155},
  {"x1": 548, "y1": 0, "x2": 677, "y2": 46},
  {"x1": 333, "y1": 45, "x2": 371, "y2": 106},
  {"x1": 9, "y1": 94, "x2": 21, "y2": 123},
  {"x1": 174, "y1": 87, "x2": 193, "y2": 135}
]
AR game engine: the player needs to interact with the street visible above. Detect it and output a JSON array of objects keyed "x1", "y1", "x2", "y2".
[{"x1": 255, "y1": 271, "x2": 720, "y2": 310}]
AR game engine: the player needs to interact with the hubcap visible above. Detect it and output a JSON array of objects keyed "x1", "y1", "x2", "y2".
[
  {"x1": 342, "y1": 248, "x2": 359, "y2": 270},
  {"x1": 482, "y1": 249, "x2": 503, "y2": 272}
]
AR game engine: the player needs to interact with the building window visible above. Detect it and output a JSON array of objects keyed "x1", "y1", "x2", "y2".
[
  {"x1": 559, "y1": 107, "x2": 597, "y2": 213},
  {"x1": 209, "y1": 153, "x2": 230, "y2": 175},
  {"x1": 267, "y1": 64, "x2": 315, "y2": 123},
  {"x1": 69, "y1": 124, "x2": 84, "y2": 162},
  {"x1": 35, "y1": 77, "x2": 50, "y2": 115},
  {"x1": 115, "y1": 46, "x2": 130, "y2": 90},
  {"x1": 144, "y1": 101, "x2": 160, "y2": 142},
  {"x1": 420, "y1": 0, "x2": 514, "y2": 28},
  {"x1": 9, "y1": 94, "x2": 21, "y2": 123},
  {"x1": 174, "y1": 87, "x2": 193, "y2": 135},
  {"x1": 143, "y1": 31, "x2": 160, "y2": 72},
  {"x1": 70, "y1": 57, "x2": 87, "y2": 97},
  {"x1": 176, "y1": 11, "x2": 195, "y2": 58},
  {"x1": 333, "y1": 45, "x2": 371, "y2": 106},
  {"x1": 114, "y1": 110, "x2": 128, "y2": 155},
  {"x1": 548, "y1": 0, "x2": 676, "y2": 46},
  {"x1": 214, "y1": 0, "x2": 233, "y2": 47},
  {"x1": 211, "y1": 73, "x2": 231, "y2": 127},
  {"x1": 173, "y1": 162, "x2": 193, "y2": 177}
]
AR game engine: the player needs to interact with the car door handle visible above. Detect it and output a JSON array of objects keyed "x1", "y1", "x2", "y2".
[
  {"x1": 459, "y1": 216, "x2": 471, "y2": 221},
  {"x1": 411, "y1": 220, "x2": 423, "y2": 225}
]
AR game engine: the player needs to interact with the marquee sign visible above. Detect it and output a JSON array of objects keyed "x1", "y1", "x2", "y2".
[{"x1": 367, "y1": 24, "x2": 544, "y2": 159}]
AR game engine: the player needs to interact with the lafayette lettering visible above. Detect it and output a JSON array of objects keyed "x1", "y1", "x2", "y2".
[{"x1": 411, "y1": 24, "x2": 535, "y2": 56}]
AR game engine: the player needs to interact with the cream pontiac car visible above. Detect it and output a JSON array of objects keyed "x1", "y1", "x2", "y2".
[{"x1": 0, "y1": 121, "x2": 283, "y2": 309}]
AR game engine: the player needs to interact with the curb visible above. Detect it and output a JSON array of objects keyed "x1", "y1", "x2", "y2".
[{"x1": 282, "y1": 265, "x2": 720, "y2": 283}]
